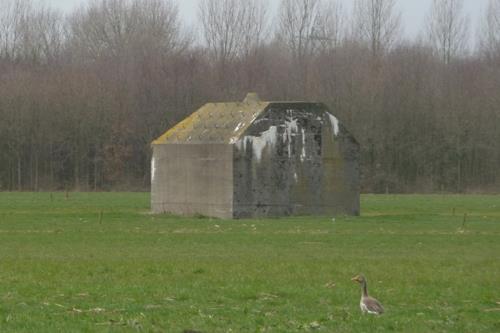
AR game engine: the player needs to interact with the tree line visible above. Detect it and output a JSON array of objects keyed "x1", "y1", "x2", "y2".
[{"x1": 0, "y1": 0, "x2": 499, "y2": 193}]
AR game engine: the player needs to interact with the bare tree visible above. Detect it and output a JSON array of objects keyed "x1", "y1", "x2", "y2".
[
  {"x1": 239, "y1": 0, "x2": 268, "y2": 59},
  {"x1": 426, "y1": 0, "x2": 470, "y2": 64},
  {"x1": 198, "y1": 0, "x2": 268, "y2": 95},
  {"x1": 67, "y1": 0, "x2": 136, "y2": 59},
  {"x1": 0, "y1": 0, "x2": 32, "y2": 60},
  {"x1": 198, "y1": 0, "x2": 268, "y2": 65},
  {"x1": 277, "y1": 0, "x2": 322, "y2": 63},
  {"x1": 352, "y1": 0, "x2": 401, "y2": 60},
  {"x1": 277, "y1": 0, "x2": 343, "y2": 95},
  {"x1": 131, "y1": 0, "x2": 188, "y2": 53},
  {"x1": 21, "y1": 5, "x2": 64, "y2": 63},
  {"x1": 68, "y1": 0, "x2": 184, "y2": 60},
  {"x1": 311, "y1": 1, "x2": 345, "y2": 52},
  {"x1": 480, "y1": 0, "x2": 500, "y2": 59}
]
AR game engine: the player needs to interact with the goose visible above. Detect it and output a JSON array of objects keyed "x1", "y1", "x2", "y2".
[{"x1": 351, "y1": 274, "x2": 384, "y2": 315}]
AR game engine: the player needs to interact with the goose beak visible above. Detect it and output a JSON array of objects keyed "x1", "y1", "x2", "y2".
[{"x1": 351, "y1": 276, "x2": 360, "y2": 282}]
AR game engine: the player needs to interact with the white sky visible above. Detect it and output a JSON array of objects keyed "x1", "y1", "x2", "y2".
[{"x1": 41, "y1": 0, "x2": 487, "y2": 41}]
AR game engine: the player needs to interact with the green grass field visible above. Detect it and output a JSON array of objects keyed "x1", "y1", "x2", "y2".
[{"x1": 0, "y1": 193, "x2": 499, "y2": 332}]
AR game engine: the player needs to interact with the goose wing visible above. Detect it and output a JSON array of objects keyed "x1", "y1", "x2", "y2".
[{"x1": 362, "y1": 296, "x2": 384, "y2": 315}]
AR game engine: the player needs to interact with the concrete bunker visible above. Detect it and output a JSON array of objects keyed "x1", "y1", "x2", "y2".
[{"x1": 151, "y1": 93, "x2": 360, "y2": 219}]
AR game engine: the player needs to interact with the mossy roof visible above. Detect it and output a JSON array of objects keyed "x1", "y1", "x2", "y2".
[{"x1": 152, "y1": 100, "x2": 271, "y2": 144}]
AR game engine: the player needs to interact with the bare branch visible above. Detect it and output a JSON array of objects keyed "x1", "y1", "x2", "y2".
[
  {"x1": 67, "y1": 0, "x2": 185, "y2": 60},
  {"x1": 198, "y1": 0, "x2": 268, "y2": 63},
  {"x1": 352, "y1": 0, "x2": 402, "y2": 59},
  {"x1": 480, "y1": 0, "x2": 500, "y2": 59},
  {"x1": 276, "y1": 0, "x2": 322, "y2": 61},
  {"x1": 426, "y1": 0, "x2": 470, "y2": 64}
]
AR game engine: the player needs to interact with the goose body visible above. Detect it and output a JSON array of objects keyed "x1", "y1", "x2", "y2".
[
  {"x1": 360, "y1": 295, "x2": 384, "y2": 315},
  {"x1": 352, "y1": 275, "x2": 384, "y2": 315}
]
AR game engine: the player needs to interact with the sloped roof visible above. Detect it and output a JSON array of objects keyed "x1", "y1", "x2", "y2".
[{"x1": 153, "y1": 94, "x2": 270, "y2": 144}]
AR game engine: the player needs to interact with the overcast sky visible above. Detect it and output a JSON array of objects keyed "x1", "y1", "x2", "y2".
[{"x1": 42, "y1": 0, "x2": 487, "y2": 41}]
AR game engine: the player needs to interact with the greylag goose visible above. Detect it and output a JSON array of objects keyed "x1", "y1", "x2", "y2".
[{"x1": 351, "y1": 275, "x2": 384, "y2": 315}]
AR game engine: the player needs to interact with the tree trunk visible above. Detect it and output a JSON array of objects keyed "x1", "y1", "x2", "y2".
[{"x1": 17, "y1": 155, "x2": 22, "y2": 191}]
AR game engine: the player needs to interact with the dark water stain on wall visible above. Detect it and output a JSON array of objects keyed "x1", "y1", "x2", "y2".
[{"x1": 233, "y1": 103, "x2": 359, "y2": 218}]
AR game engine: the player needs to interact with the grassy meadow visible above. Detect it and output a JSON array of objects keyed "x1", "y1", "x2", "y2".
[{"x1": 0, "y1": 193, "x2": 499, "y2": 332}]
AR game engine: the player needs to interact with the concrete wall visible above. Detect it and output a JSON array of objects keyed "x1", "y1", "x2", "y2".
[
  {"x1": 151, "y1": 144, "x2": 233, "y2": 219},
  {"x1": 233, "y1": 104, "x2": 360, "y2": 218},
  {"x1": 321, "y1": 113, "x2": 360, "y2": 216}
]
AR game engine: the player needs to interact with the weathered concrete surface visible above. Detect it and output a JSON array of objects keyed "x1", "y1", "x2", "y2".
[
  {"x1": 320, "y1": 109, "x2": 360, "y2": 216},
  {"x1": 151, "y1": 144, "x2": 233, "y2": 219},
  {"x1": 232, "y1": 103, "x2": 360, "y2": 218}
]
